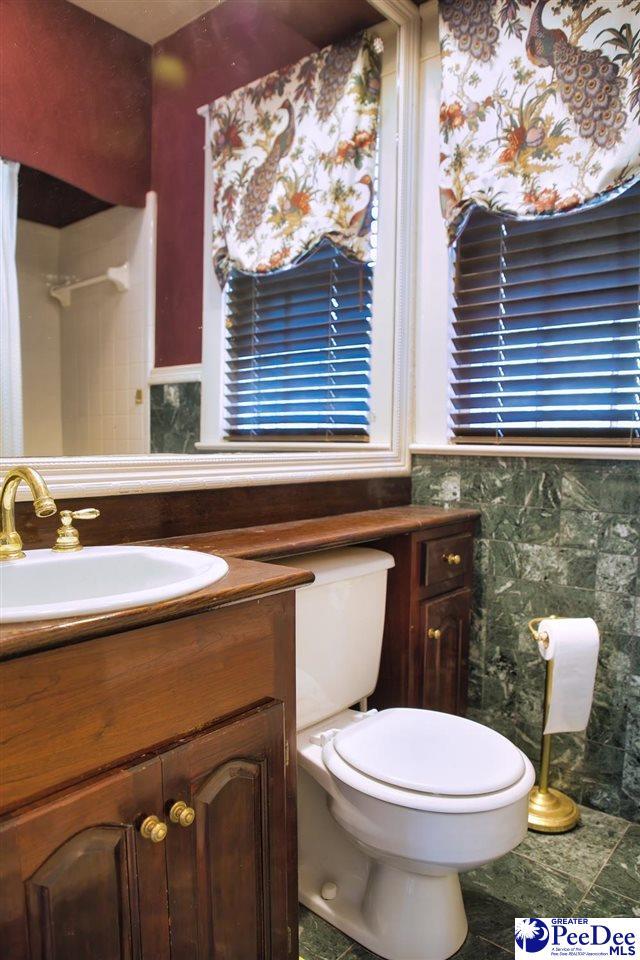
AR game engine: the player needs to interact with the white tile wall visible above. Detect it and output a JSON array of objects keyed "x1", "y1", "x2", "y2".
[
  {"x1": 16, "y1": 220, "x2": 64, "y2": 456},
  {"x1": 60, "y1": 200, "x2": 153, "y2": 456},
  {"x1": 57, "y1": 201, "x2": 154, "y2": 455},
  {"x1": 17, "y1": 198, "x2": 155, "y2": 457}
]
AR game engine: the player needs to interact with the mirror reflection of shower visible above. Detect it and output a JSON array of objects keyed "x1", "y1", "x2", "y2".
[{"x1": 11, "y1": 164, "x2": 155, "y2": 457}]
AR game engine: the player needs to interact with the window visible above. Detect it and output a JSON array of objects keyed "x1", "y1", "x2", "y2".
[
  {"x1": 450, "y1": 181, "x2": 640, "y2": 446},
  {"x1": 223, "y1": 240, "x2": 373, "y2": 442},
  {"x1": 198, "y1": 18, "x2": 407, "y2": 469}
]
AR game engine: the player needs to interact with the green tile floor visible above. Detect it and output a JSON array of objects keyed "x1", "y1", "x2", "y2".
[{"x1": 299, "y1": 808, "x2": 640, "y2": 960}]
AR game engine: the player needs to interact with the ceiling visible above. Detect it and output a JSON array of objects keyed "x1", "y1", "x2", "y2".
[
  {"x1": 67, "y1": 0, "x2": 224, "y2": 44},
  {"x1": 66, "y1": 0, "x2": 383, "y2": 45},
  {"x1": 18, "y1": 166, "x2": 113, "y2": 227}
]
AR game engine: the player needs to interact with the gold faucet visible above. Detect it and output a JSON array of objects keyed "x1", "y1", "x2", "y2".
[{"x1": 0, "y1": 466, "x2": 57, "y2": 561}]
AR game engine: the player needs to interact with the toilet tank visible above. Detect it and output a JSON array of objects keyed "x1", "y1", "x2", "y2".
[{"x1": 272, "y1": 547, "x2": 395, "y2": 730}]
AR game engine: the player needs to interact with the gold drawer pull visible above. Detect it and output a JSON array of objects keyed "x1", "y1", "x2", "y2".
[
  {"x1": 140, "y1": 815, "x2": 168, "y2": 843},
  {"x1": 169, "y1": 800, "x2": 196, "y2": 828},
  {"x1": 444, "y1": 553, "x2": 462, "y2": 566},
  {"x1": 427, "y1": 628, "x2": 442, "y2": 640}
]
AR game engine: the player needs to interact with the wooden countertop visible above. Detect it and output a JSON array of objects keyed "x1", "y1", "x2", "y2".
[
  {"x1": 0, "y1": 557, "x2": 313, "y2": 661},
  {"x1": 0, "y1": 505, "x2": 478, "y2": 661},
  {"x1": 146, "y1": 505, "x2": 480, "y2": 559}
]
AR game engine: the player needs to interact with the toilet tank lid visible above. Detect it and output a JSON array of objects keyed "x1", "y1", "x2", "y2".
[{"x1": 273, "y1": 546, "x2": 394, "y2": 587}]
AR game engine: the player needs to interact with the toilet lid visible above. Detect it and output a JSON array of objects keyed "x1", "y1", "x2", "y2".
[{"x1": 333, "y1": 708, "x2": 526, "y2": 796}]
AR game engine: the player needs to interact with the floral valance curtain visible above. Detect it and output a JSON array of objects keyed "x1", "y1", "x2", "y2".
[
  {"x1": 439, "y1": 0, "x2": 640, "y2": 240},
  {"x1": 208, "y1": 33, "x2": 381, "y2": 287}
]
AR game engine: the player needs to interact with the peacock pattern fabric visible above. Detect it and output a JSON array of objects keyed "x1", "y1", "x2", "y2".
[
  {"x1": 439, "y1": 0, "x2": 640, "y2": 240},
  {"x1": 208, "y1": 32, "x2": 381, "y2": 287}
]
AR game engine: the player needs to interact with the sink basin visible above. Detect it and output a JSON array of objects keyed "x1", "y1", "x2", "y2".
[{"x1": 0, "y1": 545, "x2": 229, "y2": 623}]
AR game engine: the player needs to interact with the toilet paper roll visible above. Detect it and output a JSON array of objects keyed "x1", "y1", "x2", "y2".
[{"x1": 538, "y1": 618, "x2": 599, "y2": 735}]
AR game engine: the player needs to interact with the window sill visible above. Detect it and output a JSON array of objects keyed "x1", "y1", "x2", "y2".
[
  {"x1": 195, "y1": 440, "x2": 389, "y2": 453},
  {"x1": 410, "y1": 443, "x2": 639, "y2": 461},
  {"x1": 149, "y1": 364, "x2": 202, "y2": 385}
]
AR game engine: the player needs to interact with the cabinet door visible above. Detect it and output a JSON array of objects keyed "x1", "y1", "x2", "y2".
[
  {"x1": 0, "y1": 760, "x2": 170, "y2": 960},
  {"x1": 162, "y1": 703, "x2": 288, "y2": 960},
  {"x1": 421, "y1": 589, "x2": 471, "y2": 715}
]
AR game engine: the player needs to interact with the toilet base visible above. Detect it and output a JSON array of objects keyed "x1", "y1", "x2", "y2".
[
  {"x1": 301, "y1": 862, "x2": 468, "y2": 960},
  {"x1": 298, "y1": 765, "x2": 468, "y2": 960}
]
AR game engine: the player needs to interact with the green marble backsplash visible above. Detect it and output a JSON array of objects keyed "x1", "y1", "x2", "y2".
[
  {"x1": 412, "y1": 455, "x2": 640, "y2": 822},
  {"x1": 150, "y1": 382, "x2": 201, "y2": 454}
]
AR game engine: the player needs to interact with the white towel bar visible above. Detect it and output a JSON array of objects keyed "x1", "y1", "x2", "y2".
[{"x1": 50, "y1": 263, "x2": 129, "y2": 307}]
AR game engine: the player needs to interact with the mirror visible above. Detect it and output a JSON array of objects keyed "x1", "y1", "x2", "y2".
[
  {"x1": 1, "y1": 0, "x2": 399, "y2": 461},
  {"x1": 16, "y1": 166, "x2": 153, "y2": 457}
]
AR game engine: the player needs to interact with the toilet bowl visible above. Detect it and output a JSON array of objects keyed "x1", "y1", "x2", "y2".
[
  {"x1": 298, "y1": 708, "x2": 534, "y2": 960},
  {"x1": 272, "y1": 547, "x2": 534, "y2": 960}
]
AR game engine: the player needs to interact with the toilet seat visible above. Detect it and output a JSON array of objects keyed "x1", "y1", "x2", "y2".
[
  {"x1": 321, "y1": 708, "x2": 531, "y2": 814},
  {"x1": 334, "y1": 708, "x2": 525, "y2": 795}
]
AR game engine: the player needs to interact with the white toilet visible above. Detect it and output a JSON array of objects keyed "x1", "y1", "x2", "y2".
[{"x1": 279, "y1": 546, "x2": 535, "y2": 960}]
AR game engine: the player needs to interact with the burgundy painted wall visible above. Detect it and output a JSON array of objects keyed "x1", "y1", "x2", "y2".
[
  {"x1": 0, "y1": 0, "x2": 150, "y2": 207},
  {"x1": 151, "y1": 1, "x2": 317, "y2": 367},
  {"x1": 2, "y1": 0, "x2": 378, "y2": 366}
]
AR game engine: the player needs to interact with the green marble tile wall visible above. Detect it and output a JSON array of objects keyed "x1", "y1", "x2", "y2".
[
  {"x1": 150, "y1": 382, "x2": 201, "y2": 454},
  {"x1": 412, "y1": 455, "x2": 640, "y2": 822}
]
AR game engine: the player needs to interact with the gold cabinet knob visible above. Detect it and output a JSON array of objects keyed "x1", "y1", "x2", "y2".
[
  {"x1": 140, "y1": 815, "x2": 168, "y2": 843},
  {"x1": 427, "y1": 628, "x2": 442, "y2": 640},
  {"x1": 169, "y1": 800, "x2": 196, "y2": 828},
  {"x1": 444, "y1": 553, "x2": 462, "y2": 566}
]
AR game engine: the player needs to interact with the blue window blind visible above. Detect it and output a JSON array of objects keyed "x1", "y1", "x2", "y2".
[
  {"x1": 223, "y1": 240, "x2": 372, "y2": 441},
  {"x1": 451, "y1": 181, "x2": 640, "y2": 445}
]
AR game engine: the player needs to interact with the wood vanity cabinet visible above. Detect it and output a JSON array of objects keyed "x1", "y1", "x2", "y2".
[
  {"x1": 0, "y1": 504, "x2": 477, "y2": 960},
  {"x1": 372, "y1": 518, "x2": 476, "y2": 716},
  {"x1": 0, "y1": 704, "x2": 288, "y2": 960},
  {"x1": 0, "y1": 758, "x2": 171, "y2": 960},
  {"x1": 161, "y1": 704, "x2": 288, "y2": 960},
  {"x1": 421, "y1": 589, "x2": 472, "y2": 716},
  {"x1": 0, "y1": 592, "x2": 298, "y2": 960}
]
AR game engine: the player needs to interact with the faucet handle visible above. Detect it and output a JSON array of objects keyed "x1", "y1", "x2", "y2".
[
  {"x1": 52, "y1": 508, "x2": 100, "y2": 552},
  {"x1": 65, "y1": 508, "x2": 100, "y2": 522}
]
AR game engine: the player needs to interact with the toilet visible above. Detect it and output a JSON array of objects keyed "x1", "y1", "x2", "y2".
[{"x1": 277, "y1": 546, "x2": 535, "y2": 960}]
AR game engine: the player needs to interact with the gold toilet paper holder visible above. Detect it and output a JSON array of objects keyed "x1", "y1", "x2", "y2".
[{"x1": 526, "y1": 616, "x2": 580, "y2": 834}]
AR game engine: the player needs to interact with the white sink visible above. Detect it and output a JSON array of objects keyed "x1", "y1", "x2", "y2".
[{"x1": 0, "y1": 545, "x2": 229, "y2": 622}]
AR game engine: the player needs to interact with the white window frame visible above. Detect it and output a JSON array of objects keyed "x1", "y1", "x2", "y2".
[
  {"x1": 411, "y1": 0, "x2": 639, "y2": 463},
  {"x1": 4, "y1": 0, "x2": 420, "y2": 500},
  {"x1": 197, "y1": 16, "x2": 408, "y2": 455}
]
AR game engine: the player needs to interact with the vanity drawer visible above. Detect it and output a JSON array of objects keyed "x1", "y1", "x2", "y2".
[{"x1": 422, "y1": 533, "x2": 472, "y2": 588}]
